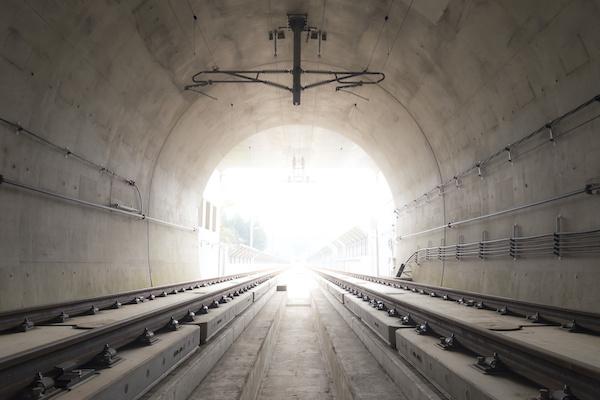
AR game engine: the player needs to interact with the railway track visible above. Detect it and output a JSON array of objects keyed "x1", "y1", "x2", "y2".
[
  {"x1": 0, "y1": 271, "x2": 267, "y2": 333},
  {"x1": 338, "y1": 271, "x2": 600, "y2": 335},
  {"x1": 314, "y1": 268, "x2": 600, "y2": 400},
  {"x1": 0, "y1": 270, "x2": 281, "y2": 399}
]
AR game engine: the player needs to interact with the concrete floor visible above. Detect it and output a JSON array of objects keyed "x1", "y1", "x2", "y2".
[
  {"x1": 257, "y1": 299, "x2": 335, "y2": 400},
  {"x1": 188, "y1": 272, "x2": 337, "y2": 400},
  {"x1": 188, "y1": 292, "x2": 287, "y2": 400},
  {"x1": 311, "y1": 290, "x2": 407, "y2": 400},
  {"x1": 187, "y1": 270, "x2": 406, "y2": 400}
]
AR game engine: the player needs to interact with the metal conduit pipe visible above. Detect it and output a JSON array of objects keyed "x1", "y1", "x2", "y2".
[
  {"x1": 397, "y1": 183, "x2": 599, "y2": 240},
  {"x1": 0, "y1": 117, "x2": 144, "y2": 213},
  {"x1": 0, "y1": 175, "x2": 196, "y2": 232},
  {"x1": 399, "y1": 228, "x2": 600, "y2": 273},
  {"x1": 395, "y1": 94, "x2": 600, "y2": 215}
]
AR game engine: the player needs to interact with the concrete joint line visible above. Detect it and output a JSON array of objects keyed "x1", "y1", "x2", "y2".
[
  {"x1": 239, "y1": 294, "x2": 286, "y2": 400},
  {"x1": 311, "y1": 291, "x2": 357, "y2": 400}
]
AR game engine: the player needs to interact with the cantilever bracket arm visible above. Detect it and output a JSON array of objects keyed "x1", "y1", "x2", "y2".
[
  {"x1": 185, "y1": 68, "x2": 385, "y2": 103},
  {"x1": 186, "y1": 69, "x2": 293, "y2": 93},
  {"x1": 302, "y1": 70, "x2": 385, "y2": 91}
]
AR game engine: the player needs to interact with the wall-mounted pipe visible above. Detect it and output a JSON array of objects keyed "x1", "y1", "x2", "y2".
[
  {"x1": 0, "y1": 117, "x2": 144, "y2": 213},
  {"x1": 395, "y1": 94, "x2": 600, "y2": 215},
  {"x1": 397, "y1": 184, "x2": 599, "y2": 240},
  {"x1": 0, "y1": 175, "x2": 196, "y2": 232},
  {"x1": 398, "y1": 227, "x2": 600, "y2": 276}
]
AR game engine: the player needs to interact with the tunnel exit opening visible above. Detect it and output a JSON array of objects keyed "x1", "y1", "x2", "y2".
[{"x1": 197, "y1": 124, "x2": 395, "y2": 280}]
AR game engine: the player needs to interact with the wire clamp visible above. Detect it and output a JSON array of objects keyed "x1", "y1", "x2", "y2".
[
  {"x1": 91, "y1": 344, "x2": 121, "y2": 368},
  {"x1": 474, "y1": 353, "x2": 505, "y2": 374},
  {"x1": 400, "y1": 313, "x2": 415, "y2": 326},
  {"x1": 138, "y1": 328, "x2": 159, "y2": 346},
  {"x1": 536, "y1": 385, "x2": 578, "y2": 400},
  {"x1": 437, "y1": 334, "x2": 458, "y2": 350},
  {"x1": 562, "y1": 319, "x2": 585, "y2": 333},
  {"x1": 22, "y1": 372, "x2": 59, "y2": 400},
  {"x1": 18, "y1": 317, "x2": 35, "y2": 332},
  {"x1": 415, "y1": 321, "x2": 430, "y2": 335},
  {"x1": 585, "y1": 183, "x2": 600, "y2": 195}
]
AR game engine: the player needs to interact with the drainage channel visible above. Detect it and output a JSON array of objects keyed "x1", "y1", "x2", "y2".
[
  {"x1": 256, "y1": 293, "x2": 335, "y2": 400},
  {"x1": 183, "y1": 269, "x2": 407, "y2": 400}
]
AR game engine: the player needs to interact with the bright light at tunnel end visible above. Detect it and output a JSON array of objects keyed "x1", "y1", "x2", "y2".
[{"x1": 203, "y1": 124, "x2": 395, "y2": 275}]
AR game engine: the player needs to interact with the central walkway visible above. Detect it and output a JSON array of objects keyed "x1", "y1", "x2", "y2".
[{"x1": 257, "y1": 294, "x2": 335, "y2": 399}]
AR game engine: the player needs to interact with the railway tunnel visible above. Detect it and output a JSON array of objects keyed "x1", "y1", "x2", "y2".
[{"x1": 0, "y1": 0, "x2": 599, "y2": 399}]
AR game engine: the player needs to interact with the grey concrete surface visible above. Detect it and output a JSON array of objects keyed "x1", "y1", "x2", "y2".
[
  {"x1": 56, "y1": 325, "x2": 201, "y2": 400},
  {"x1": 395, "y1": 328, "x2": 539, "y2": 400},
  {"x1": 315, "y1": 275, "x2": 446, "y2": 400},
  {"x1": 256, "y1": 298, "x2": 335, "y2": 400},
  {"x1": 143, "y1": 285, "x2": 280, "y2": 400},
  {"x1": 162, "y1": 273, "x2": 409, "y2": 400},
  {"x1": 187, "y1": 292, "x2": 286, "y2": 400},
  {"x1": 1, "y1": 1, "x2": 600, "y2": 311},
  {"x1": 312, "y1": 288, "x2": 407, "y2": 400}
]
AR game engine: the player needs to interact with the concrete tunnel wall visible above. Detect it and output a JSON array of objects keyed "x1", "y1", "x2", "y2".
[{"x1": 0, "y1": 0, "x2": 599, "y2": 312}]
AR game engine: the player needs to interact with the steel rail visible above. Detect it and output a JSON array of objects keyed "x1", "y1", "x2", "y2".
[
  {"x1": 0, "y1": 270, "x2": 269, "y2": 332},
  {"x1": 0, "y1": 270, "x2": 280, "y2": 399},
  {"x1": 332, "y1": 270, "x2": 600, "y2": 334},
  {"x1": 314, "y1": 269, "x2": 600, "y2": 400}
]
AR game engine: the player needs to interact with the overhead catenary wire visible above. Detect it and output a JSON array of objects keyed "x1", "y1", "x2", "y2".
[
  {"x1": 381, "y1": 0, "x2": 413, "y2": 71},
  {"x1": 320, "y1": 0, "x2": 327, "y2": 29},
  {"x1": 185, "y1": 0, "x2": 216, "y2": 67},
  {"x1": 365, "y1": 0, "x2": 395, "y2": 70},
  {"x1": 167, "y1": 0, "x2": 194, "y2": 50},
  {"x1": 337, "y1": 88, "x2": 370, "y2": 101}
]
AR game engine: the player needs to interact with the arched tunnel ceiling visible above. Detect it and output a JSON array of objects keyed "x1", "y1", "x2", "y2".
[
  {"x1": 2, "y1": 0, "x2": 599, "y2": 224},
  {"x1": 215, "y1": 125, "x2": 385, "y2": 171}
]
